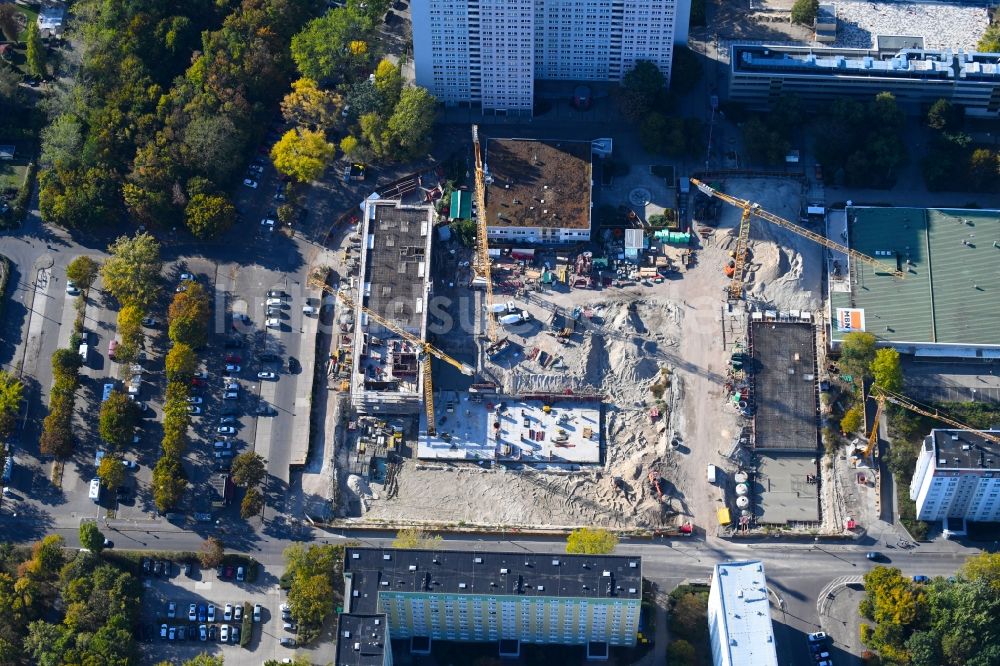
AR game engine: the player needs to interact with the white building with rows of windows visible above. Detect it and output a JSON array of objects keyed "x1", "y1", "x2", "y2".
[
  {"x1": 412, "y1": 0, "x2": 691, "y2": 114},
  {"x1": 911, "y1": 429, "x2": 1000, "y2": 524}
]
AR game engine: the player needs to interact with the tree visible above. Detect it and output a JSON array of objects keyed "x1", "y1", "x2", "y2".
[
  {"x1": 168, "y1": 282, "x2": 211, "y2": 349},
  {"x1": 566, "y1": 528, "x2": 618, "y2": 554},
  {"x1": 670, "y1": 593, "x2": 708, "y2": 639},
  {"x1": 25, "y1": 22, "x2": 46, "y2": 78},
  {"x1": 27, "y1": 535, "x2": 65, "y2": 578},
  {"x1": 0, "y1": 370, "x2": 23, "y2": 442},
  {"x1": 968, "y1": 148, "x2": 999, "y2": 192},
  {"x1": 180, "y1": 656, "x2": 225, "y2": 666},
  {"x1": 288, "y1": 573, "x2": 334, "y2": 629},
  {"x1": 742, "y1": 116, "x2": 789, "y2": 166},
  {"x1": 165, "y1": 343, "x2": 197, "y2": 381},
  {"x1": 241, "y1": 487, "x2": 264, "y2": 519},
  {"x1": 199, "y1": 537, "x2": 225, "y2": 568},
  {"x1": 101, "y1": 233, "x2": 162, "y2": 309},
  {"x1": 184, "y1": 193, "x2": 236, "y2": 239},
  {"x1": 151, "y1": 455, "x2": 187, "y2": 512},
  {"x1": 359, "y1": 111, "x2": 391, "y2": 157},
  {"x1": 97, "y1": 457, "x2": 126, "y2": 493},
  {"x1": 40, "y1": 115, "x2": 83, "y2": 170},
  {"x1": 667, "y1": 639, "x2": 697, "y2": 666},
  {"x1": 79, "y1": 523, "x2": 105, "y2": 553},
  {"x1": 0, "y1": 5, "x2": 18, "y2": 42},
  {"x1": 791, "y1": 0, "x2": 819, "y2": 24},
  {"x1": 387, "y1": 87, "x2": 437, "y2": 159},
  {"x1": 840, "y1": 331, "x2": 877, "y2": 380},
  {"x1": 99, "y1": 391, "x2": 138, "y2": 450},
  {"x1": 978, "y1": 23, "x2": 1000, "y2": 53},
  {"x1": 40, "y1": 407, "x2": 74, "y2": 458},
  {"x1": 291, "y1": 8, "x2": 374, "y2": 82},
  {"x1": 373, "y1": 58, "x2": 403, "y2": 110},
  {"x1": 840, "y1": 405, "x2": 864, "y2": 434},
  {"x1": 620, "y1": 60, "x2": 666, "y2": 122},
  {"x1": 926, "y1": 99, "x2": 960, "y2": 132},
  {"x1": 961, "y1": 552, "x2": 1000, "y2": 589},
  {"x1": 271, "y1": 128, "x2": 335, "y2": 183},
  {"x1": 871, "y1": 348, "x2": 903, "y2": 393},
  {"x1": 38, "y1": 165, "x2": 118, "y2": 230},
  {"x1": 281, "y1": 78, "x2": 341, "y2": 129},
  {"x1": 340, "y1": 135, "x2": 360, "y2": 157},
  {"x1": 66, "y1": 256, "x2": 100, "y2": 292},
  {"x1": 392, "y1": 528, "x2": 443, "y2": 550},
  {"x1": 230, "y1": 452, "x2": 266, "y2": 487}
]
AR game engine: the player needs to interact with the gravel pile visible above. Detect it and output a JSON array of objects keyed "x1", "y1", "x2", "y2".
[{"x1": 833, "y1": 1, "x2": 988, "y2": 51}]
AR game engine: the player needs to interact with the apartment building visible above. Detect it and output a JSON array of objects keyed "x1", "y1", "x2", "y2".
[
  {"x1": 484, "y1": 138, "x2": 593, "y2": 244},
  {"x1": 729, "y1": 44, "x2": 1000, "y2": 118},
  {"x1": 336, "y1": 614, "x2": 393, "y2": 666},
  {"x1": 911, "y1": 429, "x2": 1000, "y2": 523},
  {"x1": 412, "y1": 0, "x2": 691, "y2": 114},
  {"x1": 339, "y1": 547, "x2": 642, "y2": 660},
  {"x1": 350, "y1": 201, "x2": 435, "y2": 415},
  {"x1": 707, "y1": 560, "x2": 779, "y2": 666}
]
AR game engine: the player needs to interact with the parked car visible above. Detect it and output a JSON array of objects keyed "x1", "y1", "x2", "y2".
[
  {"x1": 179, "y1": 273, "x2": 195, "y2": 281},
  {"x1": 266, "y1": 318, "x2": 280, "y2": 329},
  {"x1": 220, "y1": 624, "x2": 230, "y2": 642},
  {"x1": 224, "y1": 603, "x2": 233, "y2": 621},
  {"x1": 220, "y1": 416, "x2": 238, "y2": 425},
  {"x1": 267, "y1": 290, "x2": 284, "y2": 298},
  {"x1": 913, "y1": 574, "x2": 930, "y2": 583},
  {"x1": 283, "y1": 622, "x2": 297, "y2": 632},
  {"x1": 66, "y1": 280, "x2": 80, "y2": 295},
  {"x1": 807, "y1": 632, "x2": 828, "y2": 644},
  {"x1": 257, "y1": 371, "x2": 276, "y2": 380},
  {"x1": 168, "y1": 626, "x2": 176, "y2": 641},
  {"x1": 194, "y1": 371, "x2": 209, "y2": 379},
  {"x1": 188, "y1": 604, "x2": 197, "y2": 622},
  {"x1": 214, "y1": 449, "x2": 235, "y2": 459},
  {"x1": 188, "y1": 405, "x2": 202, "y2": 415},
  {"x1": 208, "y1": 625, "x2": 217, "y2": 641},
  {"x1": 197, "y1": 603, "x2": 206, "y2": 621},
  {"x1": 232, "y1": 625, "x2": 241, "y2": 643},
  {"x1": 199, "y1": 624, "x2": 207, "y2": 641},
  {"x1": 154, "y1": 561, "x2": 164, "y2": 576},
  {"x1": 302, "y1": 305, "x2": 318, "y2": 315},
  {"x1": 186, "y1": 396, "x2": 202, "y2": 404},
  {"x1": 261, "y1": 218, "x2": 275, "y2": 231},
  {"x1": 160, "y1": 624, "x2": 168, "y2": 640},
  {"x1": 141, "y1": 317, "x2": 158, "y2": 327},
  {"x1": 243, "y1": 178, "x2": 258, "y2": 189},
  {"x1": 266, "y1": 297, "x2": 283, "y2": 307},
  {"x1": 236, "y1": 566, "x2": 245, "y2": 582},
  {"x1": 167, "y1": 602, "x2": 177, "y2": 619},
  {"x1": 214, "y1": 440, "x2": 233, "y2": 450},
  {"x1": 279, "y1": 637, "x2": 296, "y2": 647},
  {"x1": 191, "y1": 377, "x2": 205, "y2": 387},
  {"x1": 225, "y1": 354, "x2": 241, "y2": 363},
  {"x1": 225, "y1": 364, "x2": 241, "y2": 373},
  {"x1": 217, "y1": 426, "x2": 236, "y2": 435},
  {"x1": 207, "y1": 604, "x2": 216, "y2": 622},
  {"x1": 142, "y1": 559, "x2": 151, "y2": 575},
  {"x1": 223, "y1": 391, "x2": 239, "y2": 400},
  {"x1": 253, "y1": 603, "x2": 262, "y2": 622},
  {"x1": 234, "y1": 604, "x2": 243, "y2": 621},
  {"x1": 103, "y1": 538, "x2": 114, "y2": 548}
]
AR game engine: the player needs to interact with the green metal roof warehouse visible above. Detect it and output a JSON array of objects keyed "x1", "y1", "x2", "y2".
[{"x1": 829, "y1": 206, "x2": 1000, "y2": 357}]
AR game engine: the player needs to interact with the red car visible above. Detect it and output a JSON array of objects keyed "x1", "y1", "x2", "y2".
[
  {"x1": 191, "y1": 378, "x2": 205, "y2": 387},
  {"x1": 225, "y1": 354, "x2": 241, "y2": 364},
  {"x1": 224, "y1": 566, "x2": 235, "y2": 579}
]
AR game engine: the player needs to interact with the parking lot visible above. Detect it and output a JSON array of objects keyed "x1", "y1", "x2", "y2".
[{"x1": 138, "y1": 558, "x2": 299, "y2": 664}]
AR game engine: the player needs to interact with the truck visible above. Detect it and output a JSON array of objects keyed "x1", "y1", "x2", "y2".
[
  {"x1": 88, "y1": 478, "x2": 101, "y2": 502},
  {"x1": 706, "y1": 464, "x2": 718, "y2": 484},
  {"x1": 487, "y1": 300, "x2": 517, "y2": 315},
  {"x1": 499, "y1": 312, "x2": 532, "y2": 326}
]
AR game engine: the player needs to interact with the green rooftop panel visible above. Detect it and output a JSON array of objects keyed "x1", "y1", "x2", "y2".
[{"x1": 831, "y1": 207, "x2": 1000, "y2": 349}]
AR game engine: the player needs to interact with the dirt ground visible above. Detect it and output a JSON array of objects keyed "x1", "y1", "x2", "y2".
[{"x1": 355, "y1": 177, "x2": 826, "y2": 532}]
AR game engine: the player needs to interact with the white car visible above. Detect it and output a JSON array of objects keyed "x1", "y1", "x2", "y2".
[
  {"x1": 220, "y1": 624, "x2": 230, "y2": 642},
  {"x1": 123, "y1": 459, "x2": 138, "y2": 469},
  {"x1": 213, "y1": 441, "x2": 232, "y2": 450},
  {"x1": 234, "y1": 604, "x2": 243, "y2": 621},
  {"x1": 224, "y1": 603, "x2": 233, "y2": 621},
  {"x1": 194, "y1": 371, "x2": 209, "y2": 379},
  {"x1": 186, "y1": 396, "x2": 202, "y2": 404},
  {"x1": 302, "y1": 305, "x2": 318, "y2": 315},
  {"x1": 217, "y1": 426, "x2": 236, "y2": 435},
  {"x1": 266, "y1": 318, "x2": 280, "y2": 329},
  {"x1": 167, "y1": 602, "x2": 177, "y2": 618},
  {"x1": 266, "y1": 297, "x2": 283, "y2": 307},
  {"x1": 189, "y1": 603, "x2": 197, "y2": 622},
  {"x1": 261, "y1": 218, "x2": 275, "y2": 231},
  {"x1": 253, "y1": 603, "x2": 262, "y2": 622},
  {"x1": 188, "y1": 405, "x2": 202, "y2": 415},
  {"x1": 65, "y1": 280, "x2": 80, "y2": 295},
  {"x1": 224, "y1": 381, "x2": 239, "y2": 391},
  {"x1": 225, "y1": 364, "x2": 240, "y2": 373},
  {"x1": 243, "y1": 178, "x2": 258, "y2": 189},
  {"x1": 207, "y1": 604, "x2": 216, "y2": 622},
  {"x1": 179, "y1": 273, "x2": 195, "y2": 281},
  {"x1": 223, "y1": 391, "x2": 239, "y2": 400},
  {"x1": 257, "y1": 371, "x2": 276, "y2": 380}
]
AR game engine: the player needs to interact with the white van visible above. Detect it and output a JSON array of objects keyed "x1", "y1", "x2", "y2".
[
  {"x1": 88, "y1": 478, "x2": 101, "y2": 502},
  {"x1": 78, "y1": 343, "x2": 89, "y2": 364},
  {"x1": 706, "y1": 464, "x2": 718, "y2": 484}
]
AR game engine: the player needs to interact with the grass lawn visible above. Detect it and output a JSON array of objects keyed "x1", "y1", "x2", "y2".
[{"x1": 0, "y1": 160, "x2": 30, "y2": 193}]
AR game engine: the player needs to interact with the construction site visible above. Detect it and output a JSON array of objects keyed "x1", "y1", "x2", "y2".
[{"x1": 322, "y1": 124, "x2": 925, "y2": 537}]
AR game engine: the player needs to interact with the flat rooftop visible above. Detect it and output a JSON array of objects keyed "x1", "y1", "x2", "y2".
[
  {"x1": 344, "y1": 547, "x2": 642, "y2": 614},
  {"x1": 830, "y1": 207, "x2": 1000, "y2": 351},
  {"x1": 336, "y1": 614, "x2": 388, "y2": 666},
  {"x1": 485, "y1": 139, "x2": 592, "y2": 230},
  {"x1": 751, "y1": 322, "x2": 819, "y2": 452},
  {"x1": 711, "y1": 561, "x2": 779, "y2": 666},
  {"x1": 418, "y1": 392, "x2": 602, "y2": 464},
  {"x1": 929, "y1": 429, "x2": 1000, "y2": 470},
  {"x1": 753, "y1": 452, "x2": 820, "y2": 524}
]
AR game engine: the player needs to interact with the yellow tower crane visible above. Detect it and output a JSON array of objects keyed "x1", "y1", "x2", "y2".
[
  {"x1": 690, "y1": 178, "x2": 905, "y2": 300},
  {"x1": 863, "y1": 384, "x2": 1000, "y2": 459},
  {"x1": 308, "y1": 278, "x2": 474, "y2": 436},
  {"x1": 472, "y1": 125, "x2": 498, "y2": 342}
]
